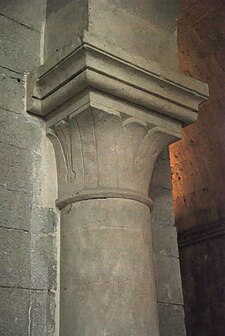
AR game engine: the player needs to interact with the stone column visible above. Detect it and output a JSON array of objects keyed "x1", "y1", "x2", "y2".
[
  {"x1": 47, "y1": 107, "x2": 179, "y2": 335},
  {"x1": 27, "y1": 32, "x2": 208, "y2": 334}
]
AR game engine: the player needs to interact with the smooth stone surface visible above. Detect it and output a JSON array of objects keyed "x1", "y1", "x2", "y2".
[
  {"x1": 60, "y1": 198, "x2": 159, "y2": 336},
  {"x1": 62, "y1": 281, "x2": 159, "y2": 336}
]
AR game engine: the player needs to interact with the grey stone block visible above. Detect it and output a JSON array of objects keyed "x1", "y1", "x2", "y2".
[
  {"x1": 0, "y1": 222, "x2": 56, "y2": 290},
  {"x1": 0, "y1": 142, "x2": 39, "y2": 193},
  {"x1": 112, "y1": 0, "x2": 178, "y2": 33},
  {"x1": 151, "y1": 156, "x2": 172, "y2": 189},
  {"x1": 0, "y1": 68, "x2": 24, "y2": 113},
  {"x1": 0, "y1": 287, "x2": 30, "y2": 336},
  {"x1": 153, "y1": 225, "x2": 179, "y2": 258},
  {"x1": 150, "y1": 186, "x2": 175, "y2": 227},
  {"x1": 0, "y1": 227, "x2": 31, "y2": 288},
  {"x1": 31, "y1": 232, "x2": 57, "y2": 290},
  {"x1": 0, "y1": 109, "x2": 43, "y2": 151},
  {"x1": 31, "y1": 206, "x2": 57, "y2": 235},
  {"x1": 0, "y1": 185, "x2": 32, "y2": 231},
  {"x1": 0, "y1": 15, "x2": 41, "y2": 73},
  {"x1": 30, "y1": 289, "x2": 56, "y2": 336},
  {"x1": 158, "y1": 302, "x2": 186, "y2": 336},
  {"x1": 45, "y1": 0, "x2": 88, "y2": 58},
  {"x1": 154, "y1": 255, "x2": 183, "y2": 304},
  {"x1": 0, "y1": 0, "x2": 46, "y2": 32},
  {"x1": 0, "y1": 288, "x2": 55, "y2": 336},
  {"x1": 88, "y1": 0, "x2": 178, "y2": 70}
]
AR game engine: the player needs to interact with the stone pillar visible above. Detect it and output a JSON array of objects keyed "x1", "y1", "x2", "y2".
[
  {"x1": 48, "y1": 108, "x2": 179, "y2": 335},
  {"x1": 27, "y1": 5, "x2": 208, "y2": 333}
]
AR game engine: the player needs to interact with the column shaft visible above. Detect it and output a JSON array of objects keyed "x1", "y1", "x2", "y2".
[{"x1": 60, "y1": 198, "x2": 159, "y2": 336}]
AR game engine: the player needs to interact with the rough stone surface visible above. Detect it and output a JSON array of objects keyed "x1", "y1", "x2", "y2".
[
  {"x1": 0, "y1": 186, "x2": 32, "y2": 231},
  {"x1": 45, "y1": 0, "x2": 88, "y2": 59},
  {"x1": 0, "y1": 142, "x2": 36, "y2": 193},
  {"x1": 0, "y1": 0, "x2": 46, "y2": 31},
  {"x1": 155, "y1": 255, "x2": 183, "y2": 305},
  {"x1": 88, "y1": 0, "x2": 179, "y2": 70},
  {"x1": 171, "y1": 3, "x2": 225, "y2": 334},
  {"x1": 151, "y1": 186, "x2": 175, "y2": 227},
  {"x1": 152, "y1": 225, "x2": 179, "y2": 258},
  {"x1": 0, "y1": 227, "x2": 31, "y2": 288},
  {"x1": 0, "y1": 3, "x2": 58, "y2": 334},
  {"x1": 179, "y1": 228, "x2": 225, "y2": 336},
  {"x1": 150, "y1": 150, "x2": 186, "y2": 335},
  {"x1": 0, "y1": 109, "x2": 43, "y2": 150},
  {"x1": 0, "y1": 288, "x2": 54, "y2": 336},
  {"x1": 45, "y1": 0, "x2": 179, "y2": 71},
  {"x1": 0, "y1": 68, "x2": 24, "y2": 114},
  {"x1": 158, "y1": 302, "x2": 186, "y2": 336},
  {"x1": 0, "y1": 15, "x2": 41, "y2": 72},
  {"x1": 0, "y1": 220, "x2": 57, "y2": 290}
]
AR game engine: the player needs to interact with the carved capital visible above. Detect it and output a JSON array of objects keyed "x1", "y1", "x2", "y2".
[
  {"x1": 27, "y1": 41, "x2": 208, "y2": 209},
  {"x1": 47, "y1": 103, "x2": 179, "y2": 209}
]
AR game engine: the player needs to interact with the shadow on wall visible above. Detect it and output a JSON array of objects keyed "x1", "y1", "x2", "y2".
[{"x1": 170, "y1": 0, "x2": 225, "y2": 335}]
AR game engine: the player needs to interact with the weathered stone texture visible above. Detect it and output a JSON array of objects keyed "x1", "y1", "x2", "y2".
[
  {"x1": 0, "y1": 227, "x2": 31, "y2": 288},
  {"x1": 0, "y1": 143, "x2": 37, "y2": 192},
  {"x1": 151, "y1": 187, "x2": 175, "y2": 227},
  {"x1": 0, "y1": 0, "x2": 46, "y2": 32},
  {"x1": 45, "y1": 0, "x2": 88, "y2": 58},
  {"x1": 152, "y1": 225, "x2": 179, "y2": 258},
  {"x1": 45, "y1": 0, "x2": 179, "y2": 70},
  {"x1": 0, "y1": 220, "x2": 57, "y2": 290},
  {"x1": 179, "y1": 226, "x2": 225, "y2": 336},
  {"x1": 0, "y1": 186, "x2": 32, "y2": 231},
  {"x1": 0, "y1": 3, "x2": 58, "y2": 335},
  {"x1": 0, "y1": 68, "x2": 24, "y2": 114},
  {"x1": 158, "y1": 302, "x2": 186, "y2": 336},
  {"x1": 0, "y1": 288, "x2": 54, "y2": 336},
  {"x1": 0, "y1": 109, "x2": 43, "y2": 150},
  {"x1": 155, "y1": 256, "x2": 183, "y2": 305},
  {"x1": 150, "y1": 149, "x2": 186, "y2": 335},
  {"x1": 0, "y1": 15, "x2": 41, "y2": 73}
]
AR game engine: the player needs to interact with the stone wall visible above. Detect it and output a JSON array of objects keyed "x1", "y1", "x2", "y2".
[
  {"x1": 0, "y1": 2, "x2": 59, "y2": 335},
  {"x1": 179, "y1": 222, "x2": 225, "y2": 335},
  {"x1": 170, "y1": 1, "x2": 225, "y2": 335},
  {"x1": 150, "y1": 149, "x2": 186, "y2": 336}
]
